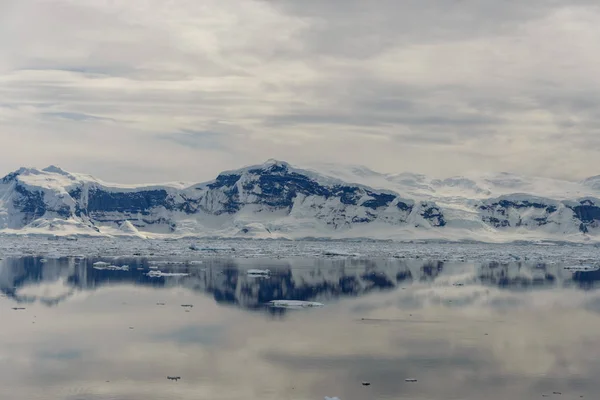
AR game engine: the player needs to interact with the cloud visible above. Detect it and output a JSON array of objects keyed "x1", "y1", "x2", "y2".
[{"x1": 1, "y1": 0, "x2": 600, "y2": 182}]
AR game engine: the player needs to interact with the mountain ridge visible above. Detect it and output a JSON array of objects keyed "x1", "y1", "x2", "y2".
[{"x1": 1, "y1": 159, "x2": 600, "y2": 242}]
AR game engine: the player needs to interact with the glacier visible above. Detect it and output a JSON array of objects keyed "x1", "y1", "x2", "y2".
[{"x1": 1, "y1": 159, "x2": 600, "y2": 243}]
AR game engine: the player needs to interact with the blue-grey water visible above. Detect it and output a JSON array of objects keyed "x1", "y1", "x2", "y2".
[{"x1": 1, "y1": 256, "x2": 599, "y2": 400}]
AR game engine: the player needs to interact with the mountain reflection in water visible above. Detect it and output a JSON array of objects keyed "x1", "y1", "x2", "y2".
[
  {"x1": 1, "y1": 257, "x2": 600, "y2": 311},
  {"x1": 1, "y1": 256, "x2": 600, "y2": 400}
]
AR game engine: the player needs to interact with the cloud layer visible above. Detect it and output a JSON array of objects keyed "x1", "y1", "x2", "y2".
[{"x1": 1, "y1": 0, "x2": 600, "y2": 182}]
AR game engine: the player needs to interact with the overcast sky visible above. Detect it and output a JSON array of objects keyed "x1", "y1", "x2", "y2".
[{"x1": 1, "y1": 0, "x2": 599, "y2": 183}]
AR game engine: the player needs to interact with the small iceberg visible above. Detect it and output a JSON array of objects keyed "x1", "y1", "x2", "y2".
[
  {"x1": 247, "y1": 269, "x2": 271, "y2": 276},
  {"x1": 93, "y1": 263, "x2": 129, "y2": 271},
  {"x1": 147, "y1": 270, "x2": 190, "y2": 278},
  {"x1": 93, "y1": 261, "x2": 110, "y2": 267},
  {"x1": 325, "y1": 397, "x2": 341, "y2": 400},
  {"x1": 267, "y1": 300, "x2": 324, "y2": 309}
]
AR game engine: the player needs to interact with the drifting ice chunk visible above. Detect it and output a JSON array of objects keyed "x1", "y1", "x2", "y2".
[
  {"x1": 325, "y1": 397, "x2": 341, "y2": 400},
  {"x1": 190, "y1": 245, "x2": 235, "y2": 252},
  {"x1": 322, "y1": 249, "x2": 360, "y2": 257},
  {"x1": 147, "y1": 270, "x2": 190, "y2": 278},
  {"x1": 247, "y1": 269, "x2": 271, "y2": 276},
  {"x1": 268, "y1": 300, "x2": 324, "y2": 309},
  {"x1": 148, "y1": 261, "x2": 186, "y2": 266},
  {"x1": 93, "y1": 261, "x2": 110, "y2": 267},
  {"x1": 93, "y1": 264, "x2": 129, "y2": 271}
]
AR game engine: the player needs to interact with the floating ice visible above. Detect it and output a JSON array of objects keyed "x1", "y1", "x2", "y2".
[
  {"x1": 148, "y1": 260, "x2": 186, "y2": 266},
  {"x1": 247, "y1": 269, "x2": 270, "y2": 276},
  {"x1": 3, "y1": 237, "x2": 600, "y2": 265},
  {"x1": 146, "y1": 270, "x2": 189, "y2": 278},
  {"x1": 190, "y1": 245, "x2": 235, "y2": 252},
  {"x1": 563, "y1": 265, "x2": 599, "y2": 271},
  {"x1": 322, "y1": 249, "x2": 360, "y2": 257},
  {"x1": 93, "y1": 261, "x2": 110, "y2": 267},
  {"x1": 93, "y1": 264, "x2": 129, "y2": 271},
  {"x1": 268, "y1": 300, "x2": 324, "y2": 309}
]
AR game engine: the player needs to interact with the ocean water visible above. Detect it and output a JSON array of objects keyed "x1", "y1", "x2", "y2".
[{"x1": 1, "y1": 256, "x2": 599, "y2": 399}]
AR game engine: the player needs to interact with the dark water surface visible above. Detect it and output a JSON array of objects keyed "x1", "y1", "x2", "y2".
[{"x1": 1, "y1": 257, "x2": 600, "y2": 400}]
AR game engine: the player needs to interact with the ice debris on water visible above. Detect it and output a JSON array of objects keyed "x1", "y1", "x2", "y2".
[
  {"x1": 247, "y1": 269, "x2": 270, "y2": 276},
  {"x1": 189, "y1": 244, "x2": 235, "y2": 252},
  {"x1": 93, "y1": 261, "x2": 110, "y2": 267},
  {"x1": 268, "y1": 300, "x2": 324, "y2": 309},
  {"x1": 93, "y1": 263, "x2": 129, "y2": 271},
  {"x1": 563, "y1": 265, "x2": 599, "y2": 271},
  {"x1": 146, "y1": 270, "x2": 189, "y2": 278},
  {"x1": 148, "y1": 260, "x2": 186, "y2": 266},
  {"x1": 5, "y1": 237, "x2": 600, "y2": 264},
  {"x1": 325, "y1": 397, "x2": 341, "y2": 400},
  {"x1": 322, "y1": 249, "x2": 360, "y2": 257}
]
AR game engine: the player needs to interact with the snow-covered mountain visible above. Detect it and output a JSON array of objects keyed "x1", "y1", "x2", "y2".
[{"x1": 1, "y1": 159, "x2": 600, "y2": 242}]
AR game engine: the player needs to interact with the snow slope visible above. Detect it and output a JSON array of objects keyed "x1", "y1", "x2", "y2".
[{"x1": 1, "y1": 160, "x2": 600, "y2": 242}]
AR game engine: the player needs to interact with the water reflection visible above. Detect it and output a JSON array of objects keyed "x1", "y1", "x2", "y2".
[
  {"x1": 1, "y1": 257, "x2": 600, "y2": 399},
  {"x1": 2, "y1": 257, "x2": 600, "y2": 310}
]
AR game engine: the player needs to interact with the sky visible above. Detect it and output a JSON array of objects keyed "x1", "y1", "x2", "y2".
[{"x1": 1, "y1": 0, "x2": 600, "y2": 183}]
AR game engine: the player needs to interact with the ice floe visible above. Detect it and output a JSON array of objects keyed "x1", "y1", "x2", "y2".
[
  {"x1": 267, "y1": 300, "x2": 324, "y2": 309},
  {"x1": 146, "y1": 270, "x2": 189, "y2": 278}
]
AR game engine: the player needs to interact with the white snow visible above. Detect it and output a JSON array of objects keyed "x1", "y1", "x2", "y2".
[
  {"x1": 309, "y1": 162, "x2": 600, "y2": 201},
  {"x1": 3, "y1": 160, "x2": 600, "y2": 243}
]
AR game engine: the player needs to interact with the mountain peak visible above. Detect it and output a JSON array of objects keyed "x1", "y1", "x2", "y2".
[
  {"x1": 42, "y1": 165, "x2": 69, "y2": 175},
  {"x1": 261, "y1": 159, "x2": 290, "y2": 169}
]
